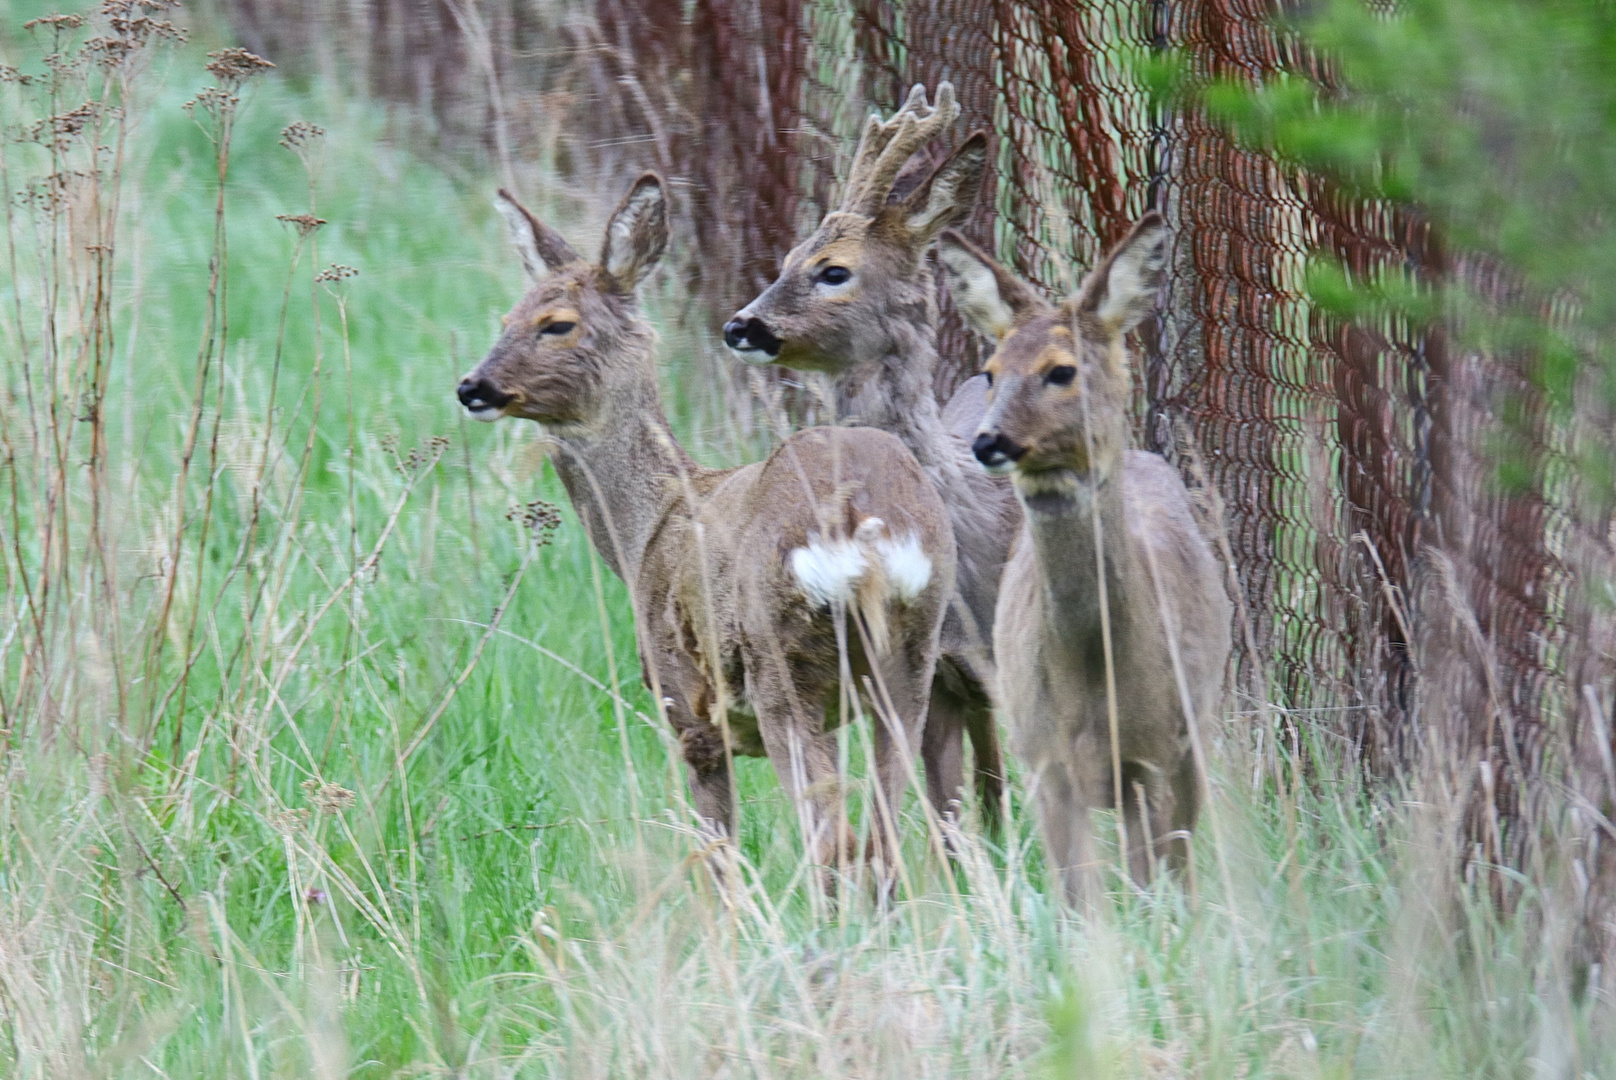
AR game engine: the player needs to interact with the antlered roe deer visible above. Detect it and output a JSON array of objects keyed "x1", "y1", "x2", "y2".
[
  {"x1": 723, "y1": 83, "x2": 1015, "y2": 830},
  {"x1": 939, "y1": 214, "x2": 1232, "y2": 899},
  {"x1": 458, "y1": 174, "x2": 956, "y2": 883}
]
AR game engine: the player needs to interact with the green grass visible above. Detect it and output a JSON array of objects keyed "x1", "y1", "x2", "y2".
[{"x1": 0, "y1": 11, "x2": 1608, "y2": 1078}]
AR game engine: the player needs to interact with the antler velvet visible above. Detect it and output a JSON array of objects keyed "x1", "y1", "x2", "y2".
[{"x1": 838, "y1": 82, "x2": 961, "y2": 217}]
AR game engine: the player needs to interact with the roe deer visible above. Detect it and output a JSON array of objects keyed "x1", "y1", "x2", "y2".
[
  {"x1": 939, "y1": 214, "x2": 1232, "y2": 899},
  {"x1": 457, "y1": 174, "x2": 956, "y2": 884},
  {"x1": 723, "y1": 83, "x2": 1016, "y2": 830}
]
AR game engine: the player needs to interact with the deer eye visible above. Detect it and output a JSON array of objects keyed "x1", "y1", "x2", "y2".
[
  {"x1": 983, "y1": 371, "x2": 993, "y2": 387},
  {"x1": 541, "y1": 321, "x2": 576, "y2": 336},
  {"x1": 816, "y1": 266, "x2": 851, "y2": 286},
  {"x1": 1045, "y1": 365, "x2": 1076, "y2": 387}
]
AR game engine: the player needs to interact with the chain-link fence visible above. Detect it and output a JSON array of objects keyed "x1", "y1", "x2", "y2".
[{"x1": 230, "y1": 0, "x2": 1615, "y2": 870}]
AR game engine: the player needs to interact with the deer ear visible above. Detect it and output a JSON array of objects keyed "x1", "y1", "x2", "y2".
[
  {"x1": 495, "y1": 189, "x2": 578, "y2": 283},
  {"x1": 937, "y1": 228, "x2": 1046, "y2": 340},
  {"x1": 901, "y1": 131, "x2": 988, "y2": 242},
  {"x1": 600, "y1": 173, "x2": 668, "y2": 293},
  {"x1": 1073, "y1": 212, "x2": 1169, "y2": 336}
]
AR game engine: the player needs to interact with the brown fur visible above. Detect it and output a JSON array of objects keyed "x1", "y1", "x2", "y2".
[
  {"x1": 941, "y1": 215, "x2": 1234, "y2": 900},
  {"x1": 725, "y1": 83, "x2": 1015, "y2": 829},
  {"x1": 461, "y1": 176, "x2": 956, "y2": 883}
]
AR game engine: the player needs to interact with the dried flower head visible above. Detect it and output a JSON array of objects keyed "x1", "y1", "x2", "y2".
[
  {"x1": 279, "y1": 120, "x2": 325, "y2": 151},
  {"x1": 276, "y1": 213, "x2": 327, "y2": 238},
  {"x1": 99, "y1": 0, "x2": 181, "y2": 15},
  {"x1": 94, "y1": 0, "x2": 186, "y2": 57},
  {"x1": 204, "y1": 48, "x2": 274, "y2": 88},
  {"x1": 0, "y1": 65, "x2": 34, "y2": 86},
  {"x1": 507, "y1": 499, "x2": 563, "y2": 546},
  {"x1": 183, "y1": 85, "x2": 237, "y2": 122},
  {"x1": 23, "y1": 13, "x2": 87, "y2": 31},
  {"x1": 269, "y1": 806, "x2": 310, "y2": 834},
  {"x1": 393, "y1": 436, "x2": 450, "y2": 478},
  {"x1": 30, "y1": 102, "x2": 101, "y2": 150},
  {"x1": 315, "y1": 263, "x2": 359, "y2": 284},
  {"x1": 84, "y1": 36, "x2": 134, "y2": 66},
  {"x1": 18, "y1": 172, "x2": 93, "y2": 217},
  {"x1": 301, "y1": 777, "x2": 356, "y2": 814}
]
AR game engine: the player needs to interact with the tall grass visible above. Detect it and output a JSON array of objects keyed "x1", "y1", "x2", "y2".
[{"x1": 0, "y1": 6, "x2": 1609, "y2": 1077}]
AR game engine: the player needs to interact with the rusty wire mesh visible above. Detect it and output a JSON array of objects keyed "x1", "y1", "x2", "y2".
[
  {"x1": 572, "y1": 0, "x2": 1615, "y2": 858},
  {"x1": 226, "y1": 0, "x2": 1615, "y2": 856}
]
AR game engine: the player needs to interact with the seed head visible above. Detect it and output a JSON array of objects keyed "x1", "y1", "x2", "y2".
[
  {"x1": 30, "y1": 102, "x2": 101, "y2": 150},
  {"x1": 276, "y1": 212, "x2": 327, "y2": 238},
  {"x1": 393, "y1": 436, "x2": 450, "y2": 478},
  {"x1": 269, "y1": 806, "x2": 310, "y2": 834},
  {"x1": 204, "y1": 48, "x2": 274, "y2": 88},
  {"x1": 280, "y1": 120, "x2": 325, "y2": 151},
  {"x1": 507, "y1": 499, "x2": 564, "y2": 546},
  {"x1": 301, "y1": 777, "x2": 356, "y2": 814},
  {"x1": 315, "y1": 263, "x2": 359, "y2": 284},
  {"x1": 23, "y1": 14, "x2": 87, "y2": 31},
  {"x1": 183, "y1": 85, "x2": 238, "y2": 122}
]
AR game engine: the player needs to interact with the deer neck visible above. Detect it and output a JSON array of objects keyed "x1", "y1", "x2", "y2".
[
  {"x1": 827, "y1": 300, "x2": 957, "y2": 475},
  {"x1": 1018, "y1": 459, "x2": 1135, "y2": 680},
  {"x1": 546, "y1": 385, "x2": 702, "y2": 583}
]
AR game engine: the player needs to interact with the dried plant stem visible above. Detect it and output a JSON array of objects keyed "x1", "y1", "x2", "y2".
[
  {"x1": 395, "y1": 536, "x2": 535, "y2": 770},
  {"x1": 143, "y1": 85, "x2": 241, "y2": 757},
  {"x1": 266, "y1": 444, "x2": 441, "y2": 702}
]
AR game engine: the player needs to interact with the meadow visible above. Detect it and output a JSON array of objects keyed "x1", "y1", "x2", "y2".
[{"x1": 0, "y1": 8, "x2": 1607, "y2": 1077}]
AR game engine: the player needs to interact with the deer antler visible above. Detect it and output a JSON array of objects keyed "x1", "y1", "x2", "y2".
[{"x1": 838, "y1": 82, "x2": 960, "y2": 217}]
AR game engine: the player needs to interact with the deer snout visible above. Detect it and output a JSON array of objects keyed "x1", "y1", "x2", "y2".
[
  {"x1": 972, "y1": 431, "x2": 1025, "y2": 473},
  {"x1": 723, "y1": 316, "x2": 783, "y2": 363},
  {"x1": 457, "y1": 376, "x2": 515, "y2": 422}
]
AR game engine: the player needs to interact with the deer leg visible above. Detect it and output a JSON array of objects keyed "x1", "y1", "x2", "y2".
[
  {"x1": 666, "y1": 688, "x2": 737, "y2": 841},
  {"x1": 669, "y1": 705, "x2": 739, "y2": 898},
  {"x1": 963, "y1": 687, "x2": 1005, "y2": 835},
  {"x1": 921, "y1": 679, "x2": 967, "y2": 824},
  {"x1": 680, "y1": 754, "x2": 736, "y2": 897},
  {"x1": 746, "y1": 660, "x2": 849, "y2": 897},
  {"x1": 682, "y1": 757, "x2": 734, "y2": 843},
  {"x1": 1166, "y1": 750, "x2": 1200, "y2": 872},
  {"x1": 1121, "y1": 762, "x2": 1177, "y2": 886},
  {"x1": 1034, "y1": 756, "x2": 1102, "y2": 909},
  {"x1": 867, "y1": 649, "x2": 931, "y2": 886},
  {"x1": 780, "y1": 727, "x2": 848, "y2": 897},
  {"x1": 923, "y1": 662, "x2": 1004, "y2": 836}
]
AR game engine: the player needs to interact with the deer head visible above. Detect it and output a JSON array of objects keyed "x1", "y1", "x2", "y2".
[
  {"x1": 457, "y1": 174, "x2": 669, "y2": 435},
  {"x1": 723, "y1": 83, "x2": 987, "y2": 373},
  {"x1": 939, "y1": 214, "x2": 1168, "y2": 494}
]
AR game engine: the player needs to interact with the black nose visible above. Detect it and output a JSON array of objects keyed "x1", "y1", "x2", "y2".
[
  {"x1": 723, "y1": 316, "x2": 783, "y2": 357},
  {"x1": 972, "y1": 432, "x2": 1025, "y2": 468},
  {"x1": 457, "y1": 377, "x2": 513, "y2": 411}
]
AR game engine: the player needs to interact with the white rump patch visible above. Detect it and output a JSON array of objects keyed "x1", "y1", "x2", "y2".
[
  {"x1": 788, "y1": 517, "x2": 931, "y2": 608},
  {"x1": 873, "y1": 533, "x2": 932, "y2": 600},
  {"x1": 789, "y1": 537, "x2": 868, "y2": 606}
]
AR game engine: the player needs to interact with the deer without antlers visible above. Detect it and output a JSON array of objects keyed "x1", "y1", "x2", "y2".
[
  {"x1": 457, "y1": 174, "x2": 956, "y2": 885},
  {"x1": 939, "y1": 214, "x2": 1233, "y2": 900},
  {"x1": 723, "y1": 82, "x2": 1016, "y2": 831}
]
